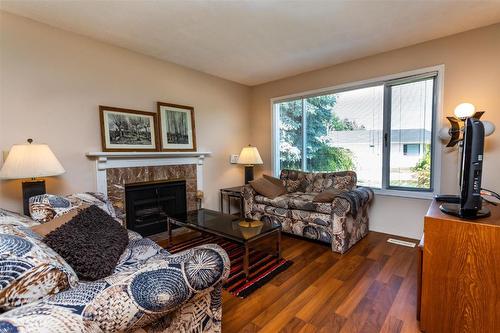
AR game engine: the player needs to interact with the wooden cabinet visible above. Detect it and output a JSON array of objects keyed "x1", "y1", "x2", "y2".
[{"x1": 420, "y1": 200, "x2": 500, "y2": 332}]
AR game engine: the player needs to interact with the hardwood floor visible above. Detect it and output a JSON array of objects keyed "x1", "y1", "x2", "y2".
[{"x1": 221, "y1": 231, "x2": 420, "y2": 333}]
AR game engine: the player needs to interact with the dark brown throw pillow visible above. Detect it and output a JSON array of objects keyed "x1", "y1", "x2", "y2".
[
  {"x1": 249, "y1": 177, "x2": 286, "y2": 199},
  {"x1": 43, "y1": 205, "x2": 129, "y2": 281},
  {"x1": 263, "y1": 174, "x2": 285, "y2": 187},
  {"x1": 31, "y1": 204, "x2": 90, "y2": 237},
  {"x1": 313, "y1": 189, "x2": 345, "y2": 203}
]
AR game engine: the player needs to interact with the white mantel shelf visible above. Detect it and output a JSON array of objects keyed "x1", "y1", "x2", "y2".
[
  {"x1": 86, "y1": 151, "x2": 211, "y2": 158},
  {"x1": 86, "y1": 151, "x2": 211, "y2": 195}
]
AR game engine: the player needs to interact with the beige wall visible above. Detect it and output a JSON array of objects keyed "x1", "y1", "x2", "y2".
[
  {"x1": 0, "y1": 12, "x2": 251, "y2": 212},
  {"x1": 250, "y1": 23, "x2": 500, "y2": 239},
  {"x1": 2, "y1": 11, "x2": 499, "y2": 240}
]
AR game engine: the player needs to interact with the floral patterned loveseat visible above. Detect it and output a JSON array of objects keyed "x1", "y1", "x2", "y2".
[
  {"x1": 243, "y1": 170, "x2": 373, "y2": 254},
  {"x1": 0, "y1": 193, "x2": 230, "y2": 333}
]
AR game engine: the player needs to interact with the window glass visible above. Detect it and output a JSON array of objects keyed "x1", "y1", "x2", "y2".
[
  {"x1": 389, "y1": 78, "x2": 434, "y2": 189},
  {"x1": 304, "y1": 86, "x2": 383, "y2": 187},
  {"x1": 273, "y1": 71, "x2": 437, "y2": 193},
  {"x1": 278, "y1": 99, "x2": 303, "y2": 171}
]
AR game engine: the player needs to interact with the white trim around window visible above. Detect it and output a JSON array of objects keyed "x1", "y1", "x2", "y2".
[{"x1": 270, "y1": 65, "x2": 445, "y2": 200}]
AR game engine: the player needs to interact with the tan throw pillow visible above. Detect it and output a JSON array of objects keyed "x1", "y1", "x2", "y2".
[
  {"x1": 31, "y1": 204, "x2": 89, "y2": 237},
  {"x1": 313, "y1": 189, "x2": 345, "y2": 203},
  {"x1": 249, "y1": 177, "x2": 286, "y2": 199},
  {"x1": 263, "y1": 174, "x2": 285, "y2": 187}
]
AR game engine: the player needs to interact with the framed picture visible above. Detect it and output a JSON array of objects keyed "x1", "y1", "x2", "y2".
[
  {"x1": 157, "y1": 102, "x2": 197, "y2": 151},
  {"x1": 99, "y1": 106, "x2": 158, "y2": 152}
]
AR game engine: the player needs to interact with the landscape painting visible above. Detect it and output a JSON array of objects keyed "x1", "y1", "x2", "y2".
[
  {"x1": 166, "y1": 110, "x2": 189, "y2": 144},
  {"x1": 99, "y1": 106, "x2": 158, "y2": 152},
  {"x1": 157, "y1": 102, "x2": 196, "y2": 151}
]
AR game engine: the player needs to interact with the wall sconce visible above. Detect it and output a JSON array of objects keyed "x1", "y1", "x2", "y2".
[{"x1": 438, "y1": 103, "x2": 495, "y2": 147}]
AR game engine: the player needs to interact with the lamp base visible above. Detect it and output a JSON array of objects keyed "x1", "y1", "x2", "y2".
[
  {"x1": 22, "y1": 180, "x2": 46, "y2": 216},
  {"x1": 244, "y1": 166, "x2": 254, "y2": 184}
]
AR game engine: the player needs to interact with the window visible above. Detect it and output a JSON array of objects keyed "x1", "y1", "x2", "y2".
[{"x1": 273, "y1": 69, "x2": 439, "y2": 195}]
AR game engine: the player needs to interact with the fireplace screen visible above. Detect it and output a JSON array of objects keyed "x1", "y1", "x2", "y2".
[{"x1": 125, "y1": 180, "x2": 186, "y2": 236}]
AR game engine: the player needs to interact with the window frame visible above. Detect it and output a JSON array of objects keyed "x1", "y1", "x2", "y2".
[{"x1": 271, "y1": 65, "x2": 444, "y2": 199}]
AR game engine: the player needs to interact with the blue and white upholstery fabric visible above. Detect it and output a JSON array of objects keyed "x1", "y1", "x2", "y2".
[
  {"x1": 0, "y1": 244, "x2": 230, "y2": 333},
  {"x1": 0, "y1": 209, "x2": 79, "y2": 310},
  {"x1": 0, "y1": 207, "x2": 230, "y2": 333},
  {"x1": 29, "y1": 192, "x2": 117, "y2": 224},
  {"x1": 114, "y1": 236, "x2": 170, "y2": 273},
  {"x1": 243, "y1": 170, "x2": 374, "y2": 254}
]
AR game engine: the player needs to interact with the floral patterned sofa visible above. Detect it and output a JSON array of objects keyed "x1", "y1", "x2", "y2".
[
  {"x1": 243, "y1": 170, "x2": 373, "y2": 254},
  {"x1": 0, "y1": 193, "x2": 230, "y2": 333}
]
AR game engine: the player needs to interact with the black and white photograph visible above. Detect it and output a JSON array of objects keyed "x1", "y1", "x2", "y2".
[
  {"x1": 166, "y1": 110, "x2": 189, "y2": 144},
  {"x1": 157, "y1": 102, "x2": 197, "y2": 151},
  {"x1": 99, "y1": 106, "x2": 158, "y2": 152}
]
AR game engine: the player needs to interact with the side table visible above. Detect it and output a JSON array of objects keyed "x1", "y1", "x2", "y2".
[{"x1": 220, "y1": 186, "x2": 244, "y2": 217}]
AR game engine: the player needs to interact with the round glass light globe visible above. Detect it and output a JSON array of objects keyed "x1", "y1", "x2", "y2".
[
  {"x1": 438, "y1": 127, "x2": 451, "y2": 140},
  {"x1": 483, "y1": 120, "x2": 496, "y2": 136},
  {"x1": 454, "y1": 103, "x2": 476, "y2": 118}
]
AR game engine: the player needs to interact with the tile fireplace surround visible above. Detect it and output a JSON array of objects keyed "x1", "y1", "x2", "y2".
[{"x1": 86, "y1": 151, "x2": 210, "y2": 221}]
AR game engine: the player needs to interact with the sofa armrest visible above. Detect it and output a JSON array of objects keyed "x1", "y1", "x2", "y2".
[
  {"x1": 242, "y1": 184, "x2": 257, "y2": 218},
  {"x1": 331, "y1": 186, "x2": 374, "y2": 219},
  {"x1": 0, "y1": 244, "x2": 230, "y2": 333}
]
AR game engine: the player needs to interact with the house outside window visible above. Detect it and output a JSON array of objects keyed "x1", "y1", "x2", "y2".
[{"x1": 272, "y1": 67, "x2": 442, "y2": 197}]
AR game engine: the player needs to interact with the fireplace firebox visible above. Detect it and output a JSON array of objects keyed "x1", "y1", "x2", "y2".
[{"x1": 125, "y1": 180, "x2": 186, "y2": 236}]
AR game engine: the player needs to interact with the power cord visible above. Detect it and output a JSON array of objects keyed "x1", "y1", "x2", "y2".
[{"x1": 481, "y1": 188, "x2": 500, "y2": 206}]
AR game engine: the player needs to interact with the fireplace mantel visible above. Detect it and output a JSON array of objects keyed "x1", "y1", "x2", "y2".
[
  {"x1": 86, "y1": 151, "x2": 211, "y2": 195},
  {"x1": 86, "y1": 151, "x2": 211, "y2": 159}
]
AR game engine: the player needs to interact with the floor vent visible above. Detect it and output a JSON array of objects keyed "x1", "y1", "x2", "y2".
[{"x1": 387, "y1": 238, "x2": 416, "y2": 248}]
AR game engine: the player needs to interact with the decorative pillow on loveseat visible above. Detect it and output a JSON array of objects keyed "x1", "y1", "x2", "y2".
[
  {"x1": 313, "y1": 189, "x2": 346, "y2": 203},
  {"x1": 43, "y1": 205, "x2": 129, "y2": 281},
  {"x1": 249, "y1": 177, "x2": 287, "y2": 199},
  {"x1": 263, "y1": 174, "x2": 285, "y2": 187},
  {"x1": 0, "y1": 210, "x2": 79, "y2": 310},
  {"x1": 29, "y1": 192, "x2": 117, "y2": 224}
]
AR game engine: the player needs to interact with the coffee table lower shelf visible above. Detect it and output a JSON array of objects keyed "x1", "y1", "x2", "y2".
[{"x1": 166, "y1": 210, "x2": 282, "y2": 281}]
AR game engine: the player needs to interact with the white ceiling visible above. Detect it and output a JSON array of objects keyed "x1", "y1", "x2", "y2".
[{"x1": 2, "y1": 1, "x2": 500, "y2": 86}]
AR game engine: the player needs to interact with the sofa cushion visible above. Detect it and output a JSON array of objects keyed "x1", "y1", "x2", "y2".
[
  {"x1": 29, "y1": 192, "x2": 117, "y2": 224},
  {"x1": 253, "y1": 203, "x2": 289, "y2": 217},
  {"x1": 313, "y1": 189, "x2": 346, "y2": 203},
  {"x1": 280, "y1": 169, "x2": 357, "y2": 192},
  {"x1": 0, "y1": 208, "x2": 39, "y2": 227},
  {"x1": 249, "y1": 177, "x2": 286, "y2": 199},
  {"x1": 0, "y1": 214, "x2": 78, "y2": 310},
  {"x1": 287, "y1": 193, "x2": 333, "y2": 214},
  {"x1": 254, "y1": 194, "x2": 290, "y2": 209},
  {"x1": 29, "y1": 194, "x2": 72, "y2": 223},
  {"x1": 43, "y1": 205, "x2": 129, "y2": 281},
  {"x1": 289, "y1": 210, "x2": 331, "y2": 227}
]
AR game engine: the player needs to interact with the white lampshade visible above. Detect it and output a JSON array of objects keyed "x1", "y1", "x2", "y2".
[
  {"x1": 237, "y1": 145, "x2": 263, "y2": 165},
  {"x1": 454, "y1": 103, "x2": 476, "y2": 118},
  {"x1": 0, "y1": 143, "x2": 65, "y2": 179}
]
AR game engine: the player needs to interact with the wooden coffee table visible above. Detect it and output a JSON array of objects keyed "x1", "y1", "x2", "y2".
[{"x1": 167, "y1": 208, "x2": 281, "y2": 280}]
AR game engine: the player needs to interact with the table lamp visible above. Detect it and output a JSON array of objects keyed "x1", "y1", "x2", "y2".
[
  {"x1": 0, "y1": 139, "x2": 65, "y2": 215},
  {"x1": 237, "y1": 145, "x2": 263, "y2": 184}
]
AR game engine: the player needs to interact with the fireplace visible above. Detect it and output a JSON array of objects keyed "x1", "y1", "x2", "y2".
[{"x1": 125, "y1": 179, "x2": 187, "y2": 236}]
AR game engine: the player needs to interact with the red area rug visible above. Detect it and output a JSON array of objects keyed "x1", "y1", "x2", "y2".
[{"x1": 166, "y1": 234, "x2": 293, "y2": 298}]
